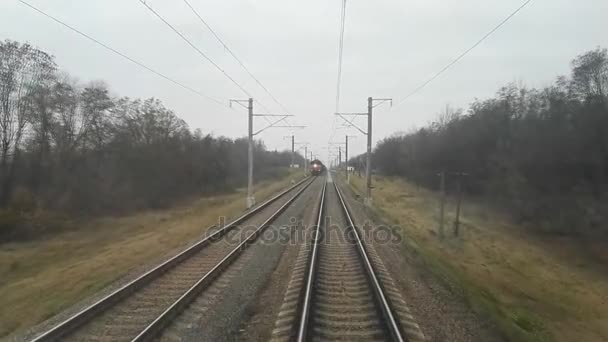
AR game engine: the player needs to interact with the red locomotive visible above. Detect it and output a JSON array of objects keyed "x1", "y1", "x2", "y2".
[{"x1": 309, "y1": 159, "x2": 325, "y2": 176}]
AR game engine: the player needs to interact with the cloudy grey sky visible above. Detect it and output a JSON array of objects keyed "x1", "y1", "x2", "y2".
[{"x1": 2, "y1": 0, "x2": 607, "y2": 164}]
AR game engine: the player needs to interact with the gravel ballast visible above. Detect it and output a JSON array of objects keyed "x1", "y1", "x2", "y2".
[{"x1": 157, "y1": 177, "x2": 325, "y2": 341}]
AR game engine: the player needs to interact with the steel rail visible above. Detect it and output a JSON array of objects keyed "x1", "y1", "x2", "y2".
[
  {"x1": 333, "y1": 180, "x2": 406, "y2": 342},
  {"x1": 31, "y1": 176, "x2": 312, "y2": 342},
  {"x1": 132, "y1": 176, "x2": 317, "y2": 341},
  {"x1": 295, "y1": 178, "x2": 327, "y2": 342}
]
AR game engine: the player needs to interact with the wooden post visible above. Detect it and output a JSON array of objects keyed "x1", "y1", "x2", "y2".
[
  {"x1": 438, "y1": 171, "x2": 445, "y2": 239},
  {"x1": 453, "y1": 172, "x2": 468, "y2": 236},
  {"x1": 453, "y1": 175, "x2": 462, "y2": 236}
]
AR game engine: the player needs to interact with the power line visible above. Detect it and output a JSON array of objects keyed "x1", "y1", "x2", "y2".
[
  {"x1": 329, "y1": 0, "x2": 348, "y2": 154},
  {"x1": 17, "y1": 0, "x2": 226, "y2": 107},
  {"x1": 138, "y1": 0, "x2": 262, "y2": 106},
  {"x1": 394, "y1": 0, "x2": 533, "y2": 107},
  {"x1": 181, "y1": 0, "x2": 293, "y2": 116},
  {"x1": 335, "y1": 0, "x2": 347, "y2": 113}
]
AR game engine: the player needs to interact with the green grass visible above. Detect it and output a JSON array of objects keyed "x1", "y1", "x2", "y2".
[
  {"x1": 0, "y1": 169, "x2": 304, "y2": 338},
  {"x1": 344, "y1": 174, "x2": 608, "y2": 342}
]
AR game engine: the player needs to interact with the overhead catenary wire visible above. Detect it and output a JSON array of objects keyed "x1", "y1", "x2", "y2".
[
  {"x1": 138, "y1": 0, "x2": 273, "y2": 113},
  {"x1": 328, "y1": 0, "x2": 348, "y2": 156},
  {"x1": 166, "y1": 1, "x2": 307, "y2": 137},
  {"x1": 180, "y1": 0, "x2": 301, "y2": 129},
  {"x1": 394, "y1": 0, "x2": 533, "y2": 107},
  {"x1": 181, "y1": 0, "x2": 293, "y2": 116},
  {"x1": 17, "y1": 0, "x2": 226, "y2": 107},
  {"x1": 335, "y1": 0, "x2": 347, "y2": 114}
]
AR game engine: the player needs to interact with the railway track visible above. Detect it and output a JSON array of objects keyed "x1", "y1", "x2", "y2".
[
  {"x1": 286, "y1": 175, "x2": 425, "y2": 342},
  {"x1": 31, "y1": 176, "x2": 317, "y2": 342}
]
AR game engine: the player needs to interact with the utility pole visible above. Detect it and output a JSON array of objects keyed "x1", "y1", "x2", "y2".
[
  {"x1": 345, "y1": 135, "x2": 349, "y2": 182},
  {"x1": 291, "y1": 135, "x2": 295, "y2": 167},
  {"x1": 304, "y1": 145, "x2": 308, "y2": 176},
  {"x1": 328, "y1": 141, "x2": 346, "y2": 169},
  {"x1": 284, "y1": 135, "x2": 296, "y2": 168},
  {"x1": 365, "y1": 97, "x2": 372, "y2": 205},
  {"x1": 247, "y1": 98, "x2": 254, "y2": 208},
  {"x1": 344, "y1": 135, "x2": 356, "y2": 183},
  {"x1": 230, "y1": 98, "x2": 300, "y2": 209},
  {"x1": 335, "y1": 97, "x2": 391, "y2": 206},
  {"x1": 294, "y1": 142, "x2": 309, "y2": 177}
]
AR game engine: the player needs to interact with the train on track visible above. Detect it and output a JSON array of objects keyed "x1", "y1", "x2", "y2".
[{"x1": 309, "y1": 159, "x2": 325, "y2": 176}]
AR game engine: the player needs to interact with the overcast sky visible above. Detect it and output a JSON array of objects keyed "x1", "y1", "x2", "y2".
[{"x1": 2, "y1": 0, "x2": 607, "y2": 164}]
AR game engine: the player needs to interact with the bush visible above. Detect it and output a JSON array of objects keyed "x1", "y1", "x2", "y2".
[
  {"x1": 9, "y1": 187, "x2": 37, "y2": 213},
  {"x1": 0, "y1": 207, "x2": 72, "y2": 243},
  {"x1": 0, "y1": 209, "x2": 24, "y2": 242}
]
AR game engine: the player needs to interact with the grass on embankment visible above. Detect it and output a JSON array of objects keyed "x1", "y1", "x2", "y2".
[
  {"x1": 346, "y1": 174, "x2": 608, "y2": 342},
  {"x1": 0, "y1": 170, "x2": 304, "y2": 338}
]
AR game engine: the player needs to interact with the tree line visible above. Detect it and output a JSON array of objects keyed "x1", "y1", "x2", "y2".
[
  {"x1": 0, "y1": 39, "x2": 301, "y2": 240},
  {"x1": 366, "y1": 47, "x2": 608, "y2": 235}
]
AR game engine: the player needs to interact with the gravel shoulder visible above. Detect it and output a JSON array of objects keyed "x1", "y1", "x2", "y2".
[
  {"x1": 335, "y1": 174, "x2": 505, "y2": 342},
  {"x1": 234, "y1": 177, "x2": 324, "y2": 341},
  {"x1": 158, "y1": 176, "x2": 325, "y2": 341}
]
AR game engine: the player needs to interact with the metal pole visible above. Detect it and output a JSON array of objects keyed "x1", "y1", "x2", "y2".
[
  {"x1": 247, "y1": 98, "x2": 255, "y2": 209},
  {"x1": 345, "y1": 135, "x2": 349, "y2": 183},
  {"x1": 291, "y1": 135, "x2": 295, "y2": 168},
  {"x1": 338, "y1": 146, "x2": 341, "y2": 170},
  {"x1": 365, "y1": 96, "x2": 372, "y2": 205},
  {"x1": 304, "y1": 145, "x2": 308, "y2": 176}
]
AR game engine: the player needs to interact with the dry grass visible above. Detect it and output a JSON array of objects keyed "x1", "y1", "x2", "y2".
[
  {"x1": 0, "y1": 171, "x2": 303, "y2": 338},
  {"x1": 346, "y1": 174, "x2": 608, "y2": 342}
]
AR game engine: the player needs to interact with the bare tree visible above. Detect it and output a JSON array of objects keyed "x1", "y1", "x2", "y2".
[
  {"x1": 0, "y1": 40, "x2": 55, "y2": 203},
  {"x1": 80, "y1": 81, "x2": 113, "y2": 152},
  {"x1": 0, "y1": 40, "x2": 301, "y2": 225},
  {"x1": 432, "y1": 104, "x2": 461, "y2": 131},
  {"x1": 25, "y1": 82, "x2": 54, "y2": 191},
  {"x1": 371, "y1": 47, "x2": 608, "y2": 236},
  {"x1": 571, "y1": 47, "x2": 608, "y2": 100},
  {"x1": 113, "y1": 97, "x2": 187, "y2": 145}
]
